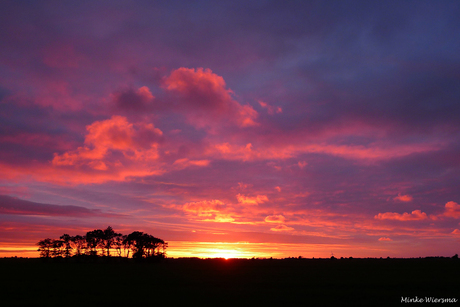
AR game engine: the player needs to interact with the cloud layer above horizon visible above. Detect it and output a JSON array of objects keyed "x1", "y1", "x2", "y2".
[{"x1": 1, "y1": 0, "x2": 460, "y2": 258}]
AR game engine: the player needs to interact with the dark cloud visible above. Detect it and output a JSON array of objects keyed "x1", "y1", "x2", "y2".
[
  {"x1": 0, "y1": 195, "x2": 123, "y2": 217},
  {"x1": 112, "y1": 86, "x2": 154, "y2": 112}
]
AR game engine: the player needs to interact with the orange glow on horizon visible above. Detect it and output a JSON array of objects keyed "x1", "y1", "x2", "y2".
[
  {"x1": 1, "y1": 239, "x2": 458, "y2": 259},
  {"x1": 164, "y1": 241, "x2": 401, "y2": 259}
]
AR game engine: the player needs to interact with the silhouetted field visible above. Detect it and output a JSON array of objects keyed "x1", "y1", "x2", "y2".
[{"x1": 1, "y1": 257, "x2": 459, "y2": 306}]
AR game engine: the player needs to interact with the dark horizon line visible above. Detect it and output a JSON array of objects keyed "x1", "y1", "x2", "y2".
[{"x1": 2, "y1": 254, "x2": 458, "y2": 260}]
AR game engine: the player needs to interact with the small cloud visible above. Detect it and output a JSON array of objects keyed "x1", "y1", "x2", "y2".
[
  {"x1": 274, "y1": 186, "x2": 281, "y2": 192},
  {"x1": 378, "y1": 237, "x2": 393, "y2": 241},
  {"x1": 443, "y1": 201, "x2": 460, "y2": 218},
  {"x1": 451, "y1": 229, "x2": 460, "y2": 235},
  {"x1": 237, "y1": 182, "x2": 251, "y2": 190},
  {"x1": 394, "y1": 194, "x2": 413, "y2": 202},
  {"x1": 112, "y1": 86, "x2": 154, "y2": 111},
  {"x1": 265, "y1": 215, "x2": 286, "y2": 223},
  {"x1": 267, "y1": 162, "x2": 282, "y2": 170},
  {"x1": 270, "y1": 224, "x2": 294, "y2": 232},
  {"x1": 236, "y1": 194, "x2": 268, "y2": 206},
  {"x1": 258, "y1": 101, "x2": 268, "y2": 108},
  {"x1": 182, "y1": 200, "x2": 235, "y2": 223},
  {"x1": 375, "y1": 210, "x2": 428, "y2": 221},
  {"x1": 258, "y1": 100, "x2": 282, "y2": 115},
  {"x1": 173, "y1": 158, "x2": 210, "y2": 169},
  {"x1": 298, "y1": 161, "x2": 307, "y2": 169},
  {"x1": 182, "y1": 200, "x2": 225, "y2": 216},
  {"x1": 212, "y1": 215, "x2": 235, "y2": 223}
]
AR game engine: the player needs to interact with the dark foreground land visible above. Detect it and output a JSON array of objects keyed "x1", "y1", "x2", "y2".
[{"x1": 1, "y1": 257, "x2": 459, "y2": 307}]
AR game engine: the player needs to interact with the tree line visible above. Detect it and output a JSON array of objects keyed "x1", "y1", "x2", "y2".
[{"x1": 37, "y1": 226, "x2": 167, "y2": 259}]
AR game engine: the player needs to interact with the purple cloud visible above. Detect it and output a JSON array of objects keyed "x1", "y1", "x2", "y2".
[{"x1": 0, "y1": 195, "x2": 123, "y2": 218}]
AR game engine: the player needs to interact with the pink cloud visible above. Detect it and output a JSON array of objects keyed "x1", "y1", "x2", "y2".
[
  {"x1": 451, "y1": 229, "x2": 460, "y2": 235},
  {"x1": 236, "y1": 194, "x2": 269, "y2": 206},
  {"x1": 394, "y1": 194, "x2": 413, "y2": 202},
  {"x1": 183, "y1": 200, "x2": 225, "y2": 216},
  {"x1": 182, "y1": 200, "x2": 235, "y2": 223},
  {"x1": 300, "y1": 143, "x2": 440, "y2": 161},
  {"x1": 374, "y1": 201, "x2": 460, "y2": 223},
  {"x1": 205, "y1": 140, "x2": 440, "y2": 163},
  {"x1": 258, "y1": 100, "x2": 282, "y2": 115},
  {"x1": 0, "y1": 161, "x2": 163, "y2": 185},
  {"x1": 265, "y1": 215, "x2": 286, "y2": 223},
  {"x1": 298, "y1": 161, "x2": 307, "y2": 169},
  {"x1": 173, "y1": 158, "x2": 211, "y2": 169},
  {"x1": 270, "y1": 224, "x2": 294, "y2": 232},
  {"x1": 53, "y1": 115, "x2": 163, "y2": 168},
  {"x1": 37, "y1": 115, "x2": 168, "y2": 184},
  {"x1": 163, "y1": 67, "x2": 258, "y2": 128},
  {"x1": 443, "y1": 201, "x2": 460, "y2": 218},
  {"x1": 378, "y1": 237, "x2": 393, "y2": 241},
  {"x1": 375, "y1": 210, "x2": 428, "y2": 221},
  {"x1": 206, "y1": 142, "x2": 293, "y2": 161}
]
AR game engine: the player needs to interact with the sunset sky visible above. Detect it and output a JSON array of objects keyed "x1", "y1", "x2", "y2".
[{"x1": 1, "y1": 1, "x2": 460, "y2": 258}]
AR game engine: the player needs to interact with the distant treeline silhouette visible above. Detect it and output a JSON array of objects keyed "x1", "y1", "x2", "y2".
[{"x1": 37, "y1": 226, "x2": 167, "y2": 259}]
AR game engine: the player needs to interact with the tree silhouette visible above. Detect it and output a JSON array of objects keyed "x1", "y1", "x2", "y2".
[
  {"x1": 121, "y1": 234, "x2": 131, "y2": 258},
  {"x1": 71, "y1": 235, "x2": 86, "y2": 256},
  {"x1": 113, "y1": 233, "x2": 124, "y2": 257},
  {"x1": 51, "y1": 239, "x2": 63, "y2": 258},
  {"x1": 60, "y1": 234, "x2": 73, "y2": 258},
  {"x1": 124, "y1": 231, "x2": 143, "y2": 258},
  {"x1": 37, "y1": 238, "x2": 52, "y2": 258},
  {"x1": 145, "y1": 235, "x2": 167, "y2": 258},
  {"x1": 86, "y1": 229, "x2": 104, "y2": 256},
  {"x1": 102, "y1": 226, "x2": 121, "y2": 257},
  {"x1": 36, "y1": 226, "x2": 167, "y2": 259},
  {"x1": 124, "y1": 231, "x2": 166, "y2": 259}
]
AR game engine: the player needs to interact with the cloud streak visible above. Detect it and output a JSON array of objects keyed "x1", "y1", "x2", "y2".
[
  {"x1": 375, "y1": 210, "x2": 428, "y2": 221},
  {"x1": 0, "y1": 195, "x2": 122, "y2": 218}
]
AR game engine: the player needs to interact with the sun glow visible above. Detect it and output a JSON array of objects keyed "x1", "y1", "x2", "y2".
[
  {"x1": 207, "y1": 249, "x2": 243, "y2": 259},
  {"x1": 0, "y1": 245, "x2": 38, "y2": 258},
  {"x1": 166, "y1": 241, "x2": 274, "y2": 259},
  {"x1": 165, "y1": 241, "x2": 424, "y2": 259}
]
